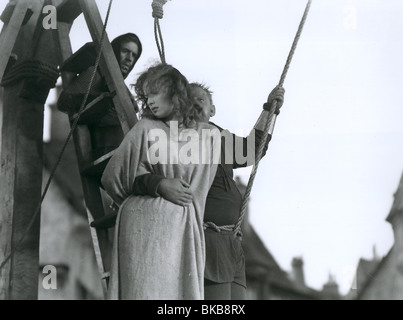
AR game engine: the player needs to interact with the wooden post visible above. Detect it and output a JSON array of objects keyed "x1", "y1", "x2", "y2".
[
  {"x1": 0, "y1": 0, "x2": 59, "y2": 299},
  {"x1": 0, "y1": 0, "x2": 30, "y2": 82},
  {"x1": 0, "y1": 82, "x2": 44, "y2": 300}
]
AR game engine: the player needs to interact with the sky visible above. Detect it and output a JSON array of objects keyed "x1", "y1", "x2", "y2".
[{"x1": 3, "y1": 0, "x2": 403, "y2": 296}]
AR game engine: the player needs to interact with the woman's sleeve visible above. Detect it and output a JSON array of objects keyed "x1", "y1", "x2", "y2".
[{"x1": 101, "y1": 121, "x2": 152, "y2": 205}]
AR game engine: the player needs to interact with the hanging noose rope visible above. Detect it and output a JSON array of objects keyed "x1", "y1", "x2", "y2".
[
  {"x1": 152, "y1": 0, "x2": 168, "y2": 64},
  {"x1": 233, "y1": 0, "x2": 312, "y2": 234},
  {"x1": 0, "y1": 0, "x2": 114, "y2": 273}
]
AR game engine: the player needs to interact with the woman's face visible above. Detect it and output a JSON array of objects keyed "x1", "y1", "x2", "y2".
[{"x1": 145, "y1": 88, "x2": 176, "y2": 121}]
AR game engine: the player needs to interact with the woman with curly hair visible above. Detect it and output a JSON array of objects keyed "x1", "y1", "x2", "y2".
[{"x1": 101, "y1": 63, "x2": 220, "y2": 299}]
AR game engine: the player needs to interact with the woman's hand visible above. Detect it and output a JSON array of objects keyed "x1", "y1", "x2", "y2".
[{"x1": 157, "y1": 178, "x2": 193, "y2": 206}]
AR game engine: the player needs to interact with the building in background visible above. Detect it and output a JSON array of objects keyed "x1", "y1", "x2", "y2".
[
  {"x1": 347, "y1": 172, "x2": 403, "y2": 300},
  {"x1": 39, "y1": 85, "x2": 103, "y2": 299}
]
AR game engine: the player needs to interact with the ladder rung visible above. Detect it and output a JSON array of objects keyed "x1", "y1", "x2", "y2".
[
  {"x1": 57, "y1": 0, "x2": 82, "y2": 23},
  {"x1": 69, "y1": 92, "x2": 114, "y2": 124},
  {"x1": 60, "y1": 42, "x2": 97, "y2": 74},
  {"x1": 81, "y1": 149, "x2": 115, "y2": 177},
  {"x1": 90, "y1": 213, "x2": 117, "y2": 229}
]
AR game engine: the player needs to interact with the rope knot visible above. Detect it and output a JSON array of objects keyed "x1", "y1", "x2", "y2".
[
  {"x1": 152, "y1": 0, "x2": 168, "y2": 19},
  {"x1": 204, "y1": 221, "x2": 236, "y2": 233}
]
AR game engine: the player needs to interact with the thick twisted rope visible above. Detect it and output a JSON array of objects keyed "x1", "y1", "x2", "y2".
[
  {"x1": 233, "y1": 0, "x2": 312, "y2": 234},
  {"x1": 0, "y1": 0, "x2": 114, "y2": 273},
  {"x1": 152, "y1": 0, "x2": 168, "y2": 64},
  {"x1": 1, "y1": 59, "x2": 59, "y2": 88}
]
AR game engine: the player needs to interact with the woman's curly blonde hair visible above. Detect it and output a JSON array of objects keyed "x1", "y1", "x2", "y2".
[{"x1": 133, "y1": 63, "x2": 196, "y2": 128}]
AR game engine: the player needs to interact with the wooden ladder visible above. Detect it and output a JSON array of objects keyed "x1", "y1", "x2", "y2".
[
  {"x1": 0, "y1": 0, "x2": 138, "y2": 299},
  {"x1": 53, "y1": 0, "x2": 139, "y2": 297}
]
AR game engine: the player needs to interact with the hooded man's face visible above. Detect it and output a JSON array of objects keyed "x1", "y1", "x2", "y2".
[{"x1": 119, "y1": 41, "x2": 139, "y2": 79}]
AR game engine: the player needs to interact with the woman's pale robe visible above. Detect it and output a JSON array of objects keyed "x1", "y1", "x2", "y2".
[{"x1": 101, "y1": 118, "x2": 220, "y2": 300}]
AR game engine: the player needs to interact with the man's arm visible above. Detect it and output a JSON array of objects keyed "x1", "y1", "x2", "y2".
[
  {"x1": 232, "y1": 86, "x2": 285, "y2": 168},
  {"x1": 133, "y1": 173, "x2": 165, "y2": 196}
]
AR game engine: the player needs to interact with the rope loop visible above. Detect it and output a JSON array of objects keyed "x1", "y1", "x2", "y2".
[{"x1": 152, "y1": 0, "x2": 168, "y2": 19}]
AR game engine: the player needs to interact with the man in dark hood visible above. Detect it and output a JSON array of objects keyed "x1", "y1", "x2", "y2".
[
  {"x1": 56, "y1": 33, "x2": 143, "y2": 160},
  {"x1": 111, "y1": 33, "x2": 142, "y2": 80}
]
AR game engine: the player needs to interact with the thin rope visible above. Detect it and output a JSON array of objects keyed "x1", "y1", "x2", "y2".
[
  {"x1": 0, "y1": 0, "x2": 114, "y2": 273},
  {"x1": 152, "y1": 0, "x2": 168, "y2": 64},
  {"x1": 234, "y1": 0, "x2": 312, "y2": 234}
]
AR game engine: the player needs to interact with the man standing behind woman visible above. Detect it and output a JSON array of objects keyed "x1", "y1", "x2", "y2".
[
  {"x1": 133, "y1": 82, "x2": 285, "y2": 299},
  {"x1": 101, "y1": 63, "x2": 221, "y2": 300}
]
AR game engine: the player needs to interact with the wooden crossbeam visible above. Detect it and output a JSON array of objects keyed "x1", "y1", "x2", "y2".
[{"x1": 56, "y1": 0, "x2": 82, "y2": 23}]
